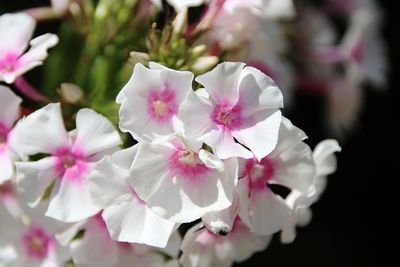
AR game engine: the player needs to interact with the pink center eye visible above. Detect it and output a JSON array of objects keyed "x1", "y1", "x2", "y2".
[
  {"x1": 244, "y1": 157, "x2": 276, "y2": 191},
  {"x1": 211, "y1": 100, "x2": 243, "y2": 130},
  {"x1": 147, "y1": 87, "x2": 177, "y2": 123},
  {"x1": 168, "y1": 148, "x2": 209, "y2": 181},
  {"x1": 22, "y1": 227, "x2": 53, "y2": 260}
]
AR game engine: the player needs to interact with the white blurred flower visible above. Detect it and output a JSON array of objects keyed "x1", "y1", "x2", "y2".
[{"x1": 0, "y1": 13, "x2": 58, "y2": 84}]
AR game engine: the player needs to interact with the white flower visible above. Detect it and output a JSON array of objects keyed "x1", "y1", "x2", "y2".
[
  {"x1": 13, "y1": 104, "x2": 121, "y2": 222},
  {"x1": 88, "y1": 146, "x2": 177, "y2": 248},
  {"x1": 116, "y1": 62, "x2": 193, "y2": 141},
  {"x1": 51, "y1": 0, "x2": 71, "y2": 14},
  {"x1": 130, "y1": 134, "x2": 238, "y2": 223},
  {"x1": 0, "y1": 13, "x2": 58, "y2": 84},
  {"x1": 281, "y1": 140, "x2": 341, "y2": 243},
  {"x1": 63, "y1": 214, "x2": 180, "y2": 267},
  {"x1": 0, "y1": 202, "x2": 70, "y2": 267},
  {"x1": 237, "y1": 118, "x2": 316, "y2": 235},
  {"x1": 180, "y1": 62, "x2": 283, "y2": 161},
  {"x1": 180, "y1": 219, "x2": 271, "y2": 267},
  {"x1": 0, "y1": 86, "x2": 22, "y2": 185}
]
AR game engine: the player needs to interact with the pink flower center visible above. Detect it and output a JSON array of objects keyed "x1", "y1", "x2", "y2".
[
  {"x1": 0, "y1": 53, "x2": 20, "y2": 73},
  {"x1": 243, "y1": 157, "x2": 276, "y2": 191},
  {"x1": 21, "y1": 227, "x2": 54, "y2": 260},
  {"x1": 169, "y1": 147, "x2": 209, "y2": 181},
  {"x1": 147, "y1": 87, "x2": 177, "y2": 123},
  {"x1": 211, "y1": 100, "x2": 243, "y2": 130},
  {"x1": 351, "y1": 41, "x2": 365, "y2": 64},
  {"x1": 54, "y1": 147, "x2": 89, "y2": 181},
  {"x1": 0, "y1": 181, "x2": 14, "y2": 201}
]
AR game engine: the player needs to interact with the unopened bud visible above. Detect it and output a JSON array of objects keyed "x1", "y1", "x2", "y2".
[
  {"x1": 59, "y1": 83, "x2": 83, "y2": 104},
  {"x1": 129, "y1": 51, "x2": 150, "y2": 66},
  {"x1": 192, "y1": 56, "x2": 219, "y2": 73}
]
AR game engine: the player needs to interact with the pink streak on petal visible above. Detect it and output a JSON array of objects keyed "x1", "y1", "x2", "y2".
[
  {"x1": 129, "y1": 186, "x2": 145, "y2": 205},
  {"x1": 211, "y1": 99, "x2": 243, "y2": 130},
  {"x1": 21, "y1": 227, "x2": 54, "y2": 260},
  {"x1": 146, "y1": 86, "x2": 178, "y2": 123},
  {"x1": 242, "y1": 157, "x2": 276, "y2": 192},
  {"x1": 54, "y1": 146, "x2": 89, "y2": 182},
  {"x1": 0, "y1": 53, "x2": 20, "y2": 73}
]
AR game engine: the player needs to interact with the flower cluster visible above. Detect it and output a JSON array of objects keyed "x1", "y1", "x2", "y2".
[
  {"x1": 2, "y1": 0, "x2": 384, "y2": 265},
  {"x1": 1, "y1": 57, "x2": 340, "y2": 266}
]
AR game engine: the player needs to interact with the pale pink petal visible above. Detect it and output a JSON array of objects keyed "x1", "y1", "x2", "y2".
[
  {"x1": 74, "y1": 108, "x2": 121, "y2": 157},
  {"x1": 195, "y1": 62, "x2": 245, "y2": 102},
  {"x1": 47, "y1": 172, "x2": 100, "y2": 222},
  {"x1": 233, "y1": 110, "x2": 282, "y2": 161},
  {"x1": 15, "y1": 157, "x2": 58, "y2": 207},
  {"x1": 0, "y1": 86, "x2": 21, "y2": 129},
  {"x1": 12, "y1": 103, "x2": 69, "y2": 156}
]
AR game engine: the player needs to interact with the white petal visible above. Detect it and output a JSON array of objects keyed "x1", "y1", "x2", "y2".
[
  {"x1": 201, "y1": 129, "x2": 253, "y2": 160},
  {"x1": 88, "y1": 156, "x2": 131, "y2": 208},
  {"x1": 16, "y1": 157, "x2": 58, "y2": 207},
  {"x1": 0, "y1": 86, "x2": 21, "y2": 129},
  {"x1": 0, "y1": 151, "x2": 14, "y2": 184},
  {"x1": 273, "y1": 142, "x2": 315, "y2": 194},
  {"x1": 111, "y1": 145, "x2": 138, "y2": 170},
  {"x1": 179, "y1": 90, "x2": 214, "y2": 140},
  {"x1": 117, "y1": 95, "x2": 149, "y2": 140},
  {"x1": 47, "y1": 172, "x2": 100, "y2": 222},
  {"x1": 149, "y1": 61, "x2": 194, "y2": 103},
  {"x1": 233, "y1": 110, "x2": 282, "y2": 161},
  {"x1": 198, "y1": 149, "x2": 224, "y2": 172},
  {"x1": 12, "y1": 103, "x2": 69, "y2": 156},
  {"x1": 273, "y1": 117, "x2": 307, "y2": 153},
  {"x1": 0, "y1": 204, "x2": 25, "y2": 244},
  {"x1": 102, "y1": 199, "x2": 176, "y2": 248},
  {"x1": 74, "y1": 108, "x2": 121, "y2": 157},
  {"x1": 195, "y1": 62, "x2": 245, "y2": 102},
  {"x1": 238, "y1": 66, "x2": 283, "y2": 116},
  {"x1": 130, "y1": 141, "x2": 172, "y2": 202},
  {"x1": 0, "y1": 13, "x2": 34, "y2": 57},
  {"x1": 313, "y1": 139, "x2": 341, "y2": 176},
  {"x1": 247, "y1": 189, "x2": 291, "y2": 235}
]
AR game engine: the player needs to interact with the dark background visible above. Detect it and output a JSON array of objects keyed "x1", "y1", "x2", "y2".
[{"x1": 1, "y1": 1, "x2": 398, "y2": 266}]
